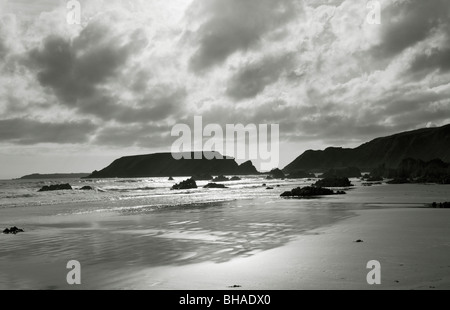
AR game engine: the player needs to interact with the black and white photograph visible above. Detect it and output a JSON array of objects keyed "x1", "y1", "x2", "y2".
[{"x1": 1, "y1": 0, "x2": 450, "y2": 294}]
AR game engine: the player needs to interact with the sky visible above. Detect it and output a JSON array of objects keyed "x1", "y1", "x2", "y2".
[{"x1": 0, "y1": 0, "x2": 450, "y2": 179}]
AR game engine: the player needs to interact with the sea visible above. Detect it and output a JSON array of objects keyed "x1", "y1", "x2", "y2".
[{"x1": 1, "y1": 176, "x2": 450, "y2": 289}]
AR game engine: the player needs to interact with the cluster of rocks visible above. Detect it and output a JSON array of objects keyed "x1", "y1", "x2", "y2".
[
  {"x1": 286, "y1": 170, "x2": 315, "y2": 179},
  {"x1": 320, "y1": 167, "x2": 361, "y2": 178},
  {"x1": 212, "y1": 175, "x2": 230, "y2": 182},
  {"x1": 431, "y1": 202, "x2": 450, "y2": 209},
  {"x1": 313, "y1": 177, "x2": 353, "y2": 188},
  {"x1": 38, "y1": 183, "x2": 72, "y2": 192},
  {"x1": 38, "y1": 184, "x2": 95, "y2": 192},
  {"x1": 280, "y1": 186, "x2": 346, "y2": 197},
  {"x1": 3, "y1": 226, "x2": 24, "y2": 235},
  {"x1": 210, "y1": 175, "x2": 241, "y2": 182},
  {"x1": 267, "y1": 168, "x2": 285, "y2": 179},
  {"x1": 203, "y1": 183, "x2": 227, "y2": 189},
  {"x1": 171, "y1": 178, "x2": 198, "y2": 190},
  {"x1": 361, "y1": 174, "x2": 384, "y2": 182}
]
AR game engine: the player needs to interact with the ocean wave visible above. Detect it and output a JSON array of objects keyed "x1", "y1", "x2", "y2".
[
  {"x1": 1, "y1": 193, "x2": 36, "y2": 199},
  {"x1": 101, "y1": 186, "x2": 157, "y2": 192}
]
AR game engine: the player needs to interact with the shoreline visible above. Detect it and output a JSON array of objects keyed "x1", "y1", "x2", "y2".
[{"x1": 105, "y1": 207, "x2": 450, "y2": 290}]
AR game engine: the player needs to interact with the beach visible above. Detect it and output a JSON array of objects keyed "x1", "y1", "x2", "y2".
[
  {"x1": 1, "y1": 179, "x2": 450, "y2": 290},
  {"x1": 140, "y1": 208, "x2": 450, "y2": 290}
]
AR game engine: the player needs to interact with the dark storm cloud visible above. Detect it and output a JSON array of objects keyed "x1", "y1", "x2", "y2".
[
  {"x1": 409, "y1": 46, "x2": 450, "y2": 76},
  {"x1": 0, "y1": 118, "x2": 96, "y2": 145},
  {"x1": 72, "y1": 87, "x2": 185, "y2": 124},
  {"x1": 0, "y1": 39, "x2": 6, "y2": 60},
  {"x1": 226, "y1": 53, "x2": 295, "y2": 100},
  {"x1": 371, "y1": 0, "x2": 450, "y2": 59},
  {"x1": 304, "y1": 0, "x2": 345, "y2": 9},
  {"x1": 27, "y1": 22, "x2": 184, "y2": 123},
  {"x1": 94, "y1": 124, "x2": 172, "y2": 148},
  {"x1": 188, "y1": 0, "x2": 299, "y2": 73}
]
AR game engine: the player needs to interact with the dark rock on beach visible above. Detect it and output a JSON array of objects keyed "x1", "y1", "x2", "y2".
[
  {"x1": 204, "y1": 183, "x2": 227, "y2": 189},
  {"x1": 281, "y1": 186, "x2": 346, "y2": 198},
  {"x1": 432, "y1": 202, "x2": 450, "y2": 209},
  {"x1": 38, "y1": 183, "x2": 73, "y2": 192},
  {"x1": 171, "y1": 178, "x2": 198, "y2": 190},
  {"x1": 80, "y1": 186, "x2": 94, "y2": 190},
  {"x1": 313, "y1": 177, "x2": 353, "y2": 188},
  {"x1": 230, "y1": 176, "x2": 241, "y2": 181},
  {"x1": 3, "y1": 226, "x2": 24, "y2": 235}
]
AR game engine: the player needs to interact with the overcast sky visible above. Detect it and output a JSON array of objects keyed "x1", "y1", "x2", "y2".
[{"x1": 1, "y1": 0, "x2": 450, "y2": 178}]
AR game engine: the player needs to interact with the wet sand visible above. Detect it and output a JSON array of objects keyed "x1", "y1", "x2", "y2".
[
  {"x1": 113, "y1": 208, "x2": 450, "y2": 290},
  {"x1": 1, "y1": 184, "x2": 450, "y2": 290}
]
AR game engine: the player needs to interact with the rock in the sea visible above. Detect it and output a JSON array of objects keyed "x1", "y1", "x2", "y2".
[
  {"x1": 367, "y1": 176, "x2": 383, "y2": 182},
  {"x1": 432, "y1": 202, "x2": 450, "y2": 208},
  {"x1": 266, "y1": 187, "x2": 274, "y2": 190},
  {"x1": 320, "y1": 167, "x2": 361, "y2": 178},
  {"x1": 171, "y1": 178, "x2": 198, "y2": 190},
  {"x1": 268, "y1": 168, "x2": 285, "y2": 179},
  {"x1": 80, "y1": 186, "x2": 94, "y2": 190},
  {"x1": 38, "y1": 183, "x2": 73, "y2": 192},
  {"x1": 3, "y1": 226, "x2": 24, "y2": 235},
  {"x1": 168, "y1": 177, "x2": 174, "y2": 181},
  {"x1": 354, "y1": 239, "x2": 364, "y2": 243},
  {"x1": 204, "y1": 183, "x2": 227, "y2": 189},
  {"x1": 212, "y1": 175, "x2": 230, "y2": 182},
  {"x1": 281, "y1": 186, "x2": 346, "y2": 197},
  {"x1": 230, "y1": 176, "x2": 241, "y2": 181},
  {"x1": 313, "y1": 177, "x2": 353, "y2": 188}
]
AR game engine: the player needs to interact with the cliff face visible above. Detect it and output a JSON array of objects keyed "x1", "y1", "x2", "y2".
[
  {"x1": 372, "y1": 158, "x2": 450, "y2": 183},
  {"x1": 86, "y1": 152, "x2": 258, "y2": 178},
  {"x1": 284, "y1": 124, "x2": 450, "y2": 172}
]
